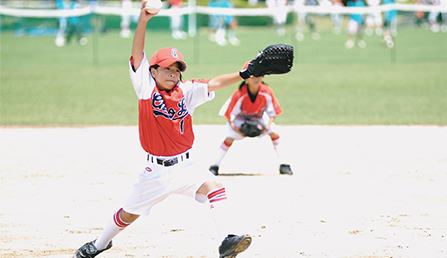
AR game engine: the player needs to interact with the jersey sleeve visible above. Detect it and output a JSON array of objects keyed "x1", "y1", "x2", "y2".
[
  {"x1": 264, "y1": 85, "x2": 284, "y2": 117},
  {"x1": 180, "y1": 79, "x2": 215, "y2": 115},
  {"x1": 218, "y1": 96, "x2": 232, "y2": 117},
  {"x1": 222, "y1": 90, "x2": 244, "y2": 122},
  {"x1": 129, "y1": 52, "x2": 156, "y2": 100}
]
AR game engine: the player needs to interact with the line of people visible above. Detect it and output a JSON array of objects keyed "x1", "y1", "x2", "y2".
[
  {"x1": 55, "y1": 0, "x2": 447, "y2": 48},
  {"x1": 343, "y1": 0, "x2": 398, "y2": 49},
  {"x1": 415, "y1": 0, "x2": 447, "y2": 33},
  {"x1": 269, "y1": 0, "x2": 400, "y2": 49},
  {"x1": 205, "y1": 0, "x2": 446, "y2": 49}
]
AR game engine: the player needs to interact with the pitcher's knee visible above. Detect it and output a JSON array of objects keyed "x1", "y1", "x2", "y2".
[
  {"x1": 198, "y1": 180, "x2": 223, "y2": 195},
  {"x1": 120, "y1": 210, "x2": 140, "y2": 223}
]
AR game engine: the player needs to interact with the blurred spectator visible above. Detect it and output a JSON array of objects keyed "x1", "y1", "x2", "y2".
[
  {"x1": 426, "y1": 0, "x2": 446, "y2": 32},
  {"x1": 207, "y1": 0, "x2": 240, "y2": 46},
  {"x1": 345, "y1": 0, "x2": 366, "y2": 48},
  {"x1": 82, "y1": 0, "x2": 96, "y2": 35},
  {"x1": 120, "y1": 0, "x2": 132, "y2": 38},
  {"x1": 167, "y1": 0, "x2": 188, "y2": 39},
  {"x1": 415, "y1": 0, "x2": 428, "y2": 28},
  {"x1": 415, "y1": 0, "x2": 447, "y2": 32},
  {"x1": 66, "y1": 0, "x2": 87, "y2": 45},
  {"x1": 55, "y1": 0, "x2": 67, "y2": 47},
  {"x1": 329, "y1": 0, "x2": 344, "y2": 34},
  {"x1": 442, "y1": 0, "x2": 447, "y2": 32},
  {"x1": 266, "y1": 0, "x2": 289, "y2": 36},
  {"x1": 382, "y1": 0, "x2": 397, "y2": 48},
  {"x1": 365, "y1": 0, "x2": 383, "y2": 36},
  {"x1": 294, "y1": 0, "x2": 321, "y2": 41}
]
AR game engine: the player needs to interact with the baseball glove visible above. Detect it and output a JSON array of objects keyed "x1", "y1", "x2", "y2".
[
  {"x1": 239, "y1": 119, "x2": 266, "y2": 137},
  {"x1": 239, "y1": 44, "x2": 294, "y2": 79}
]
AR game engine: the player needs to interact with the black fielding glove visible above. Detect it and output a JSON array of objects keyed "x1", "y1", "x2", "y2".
[{"x1": 239, "y1": 44, "x2": 294, "y2": 79}]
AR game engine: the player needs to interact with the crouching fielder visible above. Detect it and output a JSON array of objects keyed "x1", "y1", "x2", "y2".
[{"x1": 209, "y1": 61, "x2": 293, "y2": 176}]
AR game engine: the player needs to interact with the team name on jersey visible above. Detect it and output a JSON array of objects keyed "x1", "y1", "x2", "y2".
[
  {"x1": 152, "y1": 92, "x2": 189, "y2": 120},
  {"x1": 152, "y1": 92, "x2": 189, "y2": 133}
]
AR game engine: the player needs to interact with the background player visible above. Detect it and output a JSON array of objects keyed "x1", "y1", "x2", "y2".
[
  {"x1": 266, "y1": 0, "x2": 289, "y2": 36},
  {"x1": 167, "y1": 0, "x2": 188, "y2": 39},
  {"x1": 329, "y1": 0, "x2": 344, "y2": 35},
  {"x1": 72, "y1": 2, "x2": 255, "y2": 257},
  {"x1": 55, "y1": 0, "x2": 67, "y2": 46},
  {"x1": 65, "y1": 0, "x2": 87, "y2": 45},
  {"x1": 207, "y1": 0, "x2": 240, "y2": 46},
  {"x1": 382, "y1": 0, "x2": 397, "y2": 48},
  {"x1": 294, "y1": 0, "x2": 321, "y2": 41},
  {"x1": 209, "y1": 61, "x2": 293, "y2": 176},
  {"x1": 345, "y1": 0, "x2": 366, "y2": 49},
  {"x1": 365, "y1": 0, "x2": 383, "y2": 36},
  {"x1": 120, "y1": 0, "x2": 132, "y2": 38}
]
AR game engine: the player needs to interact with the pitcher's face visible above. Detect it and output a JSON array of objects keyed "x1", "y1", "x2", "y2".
[{"x1": 152, "y1": 63, "x2": 182, "y2": 91}]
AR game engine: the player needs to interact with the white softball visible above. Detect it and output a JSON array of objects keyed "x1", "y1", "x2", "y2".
[{"x1": 145, "y1": 0, "x2": 162, "y2": 13}]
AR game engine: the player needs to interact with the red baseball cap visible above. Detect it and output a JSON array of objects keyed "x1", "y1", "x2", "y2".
[{"x1": 149, "y1": 47, "x2": 187, "y2": 72}]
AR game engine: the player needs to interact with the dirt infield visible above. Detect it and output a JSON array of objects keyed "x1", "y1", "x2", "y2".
[{"x1": 1, "y1": 125, "x2": 446, "y2": 258}]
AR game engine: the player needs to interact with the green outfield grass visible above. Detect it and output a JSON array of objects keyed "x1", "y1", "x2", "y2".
[{"x1": 1, "y1": 22, "x2": 446, "y2": 126}]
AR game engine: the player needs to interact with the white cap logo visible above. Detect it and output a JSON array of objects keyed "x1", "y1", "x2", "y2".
[{"x1": 171, "y1": 48, "x2": 179, "y2": 59}]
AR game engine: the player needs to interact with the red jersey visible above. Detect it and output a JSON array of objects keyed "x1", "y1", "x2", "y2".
[
  {"x1": 129, "y1": 53, "x2": 214, "y2": 156},
  {"x1": 221, "y1": 83, "x2": 283, "y2": 121}
]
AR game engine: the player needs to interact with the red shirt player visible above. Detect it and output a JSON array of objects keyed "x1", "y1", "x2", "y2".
[
  {"x1": 73, "y1": 2, "x2": 252, "y2": 258},
  {"x1": 167, "y1": 0, "x2": 187, "y2": 39},
  {"x1": 209, "y1": 61, "x2": 293, "y2": 176}
]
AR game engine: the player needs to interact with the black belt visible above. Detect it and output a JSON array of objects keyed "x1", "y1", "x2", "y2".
[{"x1": 148, "y1": 152, "x2": 189, "y2": 167}]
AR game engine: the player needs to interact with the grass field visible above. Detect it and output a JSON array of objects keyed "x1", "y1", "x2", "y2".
[{"x1": 1, "y1": 20, "x2": 446, "y2": 126}]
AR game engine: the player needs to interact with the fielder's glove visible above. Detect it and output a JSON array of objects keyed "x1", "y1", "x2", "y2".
[
  {"x1": 239, "y1": 44, "x2": 294, "y2": 79},
  {"x1": 239, "y1": 119, "x2": 266, "y2": 137}
]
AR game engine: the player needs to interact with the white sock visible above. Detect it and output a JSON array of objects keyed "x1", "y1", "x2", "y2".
[
  {"x1": 207, "y1": 187, "x2": 233, "y2": 239},
  {"x1": 213, "y1": 141, "x2": 231, "y2": 166},
  {"x1": 271, "y1": 135, "x2": 285, "y2": 163},
  {"x1": 94, "y1": 208, "x2": 131, "y2": 250}
]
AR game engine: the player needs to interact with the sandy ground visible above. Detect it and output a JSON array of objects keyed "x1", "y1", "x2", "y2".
[{"x1": 1, "y1": 125, "x2": 446, "y2": 258}]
